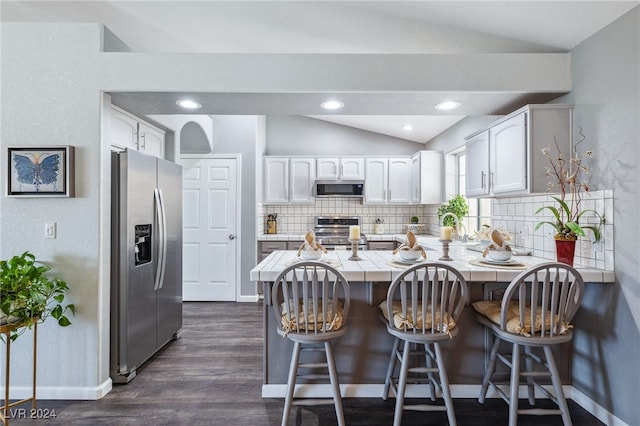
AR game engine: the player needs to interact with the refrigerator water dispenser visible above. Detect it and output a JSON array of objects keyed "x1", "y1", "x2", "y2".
[{"x1": 134, "y1": 224, "x2": 152, "y2": 265}]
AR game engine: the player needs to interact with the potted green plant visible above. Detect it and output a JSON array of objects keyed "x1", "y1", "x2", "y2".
[
  {"x1": 535, "y1": 131, "x2": 605, "y2": 266},
  {"x1": 437, "y1": 195, "x2": 469, "y2": 229},
  {"x1": 0, "y1": 251, "x2": 75, "y2": 341}
]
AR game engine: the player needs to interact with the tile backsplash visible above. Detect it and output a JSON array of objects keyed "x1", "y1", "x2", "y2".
[
  {"x1": 258, "y1": 189, "x2": 614, "y2": 270},
  {"x1": 258, "y1": 198, "x2": 439, "y2": 236},
  {"x1": 491, "y1": 189, "x2": 613, "y2": 270}
]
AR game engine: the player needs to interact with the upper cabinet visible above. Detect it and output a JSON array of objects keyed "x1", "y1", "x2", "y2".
[
  {"x1": 365, "y1": 157, "x2": 411, "y2": 204},
  {"x1": 316, "y1": 157, "x2": 365, "y2": 180},
  {"x1": 465, "y1": 104, "x2": 573, "y2": 197},
  {"x1": 110, "y1": 105, "x2": 165, "y2": 158},
  {"x1": 264, "y1": 157, "x2": 316, "y2": 204},
  {"x1": 465, "y1": 131, "x2": 490, "y2": 197},
  {"x1": 411, "y1": 151, "x2": 444, "y2": 204}
]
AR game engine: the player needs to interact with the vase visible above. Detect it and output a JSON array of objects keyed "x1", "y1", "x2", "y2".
[{"x1": 555, "y1": 239, "x2": 576, "y2": 266}]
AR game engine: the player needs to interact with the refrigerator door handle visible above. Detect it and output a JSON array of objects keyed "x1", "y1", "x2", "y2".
[{"x1": 154, "y1": 188, "x2": 168, "y2": 291}]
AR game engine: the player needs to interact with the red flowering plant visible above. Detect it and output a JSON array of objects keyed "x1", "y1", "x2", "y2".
[{"x1": 535, "y1": 130, "x2": 605, "y2": 242}]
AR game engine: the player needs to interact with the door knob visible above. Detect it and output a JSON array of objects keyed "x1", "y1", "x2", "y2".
[{"x1": 228, "y1": 234, "x2": 236, "y2": 240}]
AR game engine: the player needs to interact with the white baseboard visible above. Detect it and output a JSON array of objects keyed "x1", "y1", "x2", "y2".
[
  {"x1": 237, "y1": 294, "x2": 260, "y2": 302},
  {"x1": 1, "y1": 378, "x2": 112, "y2": 400},
  {"x1": 262, "y1": 383, "x2": 628, "y2": 426},
  {"x1": 262, "y1": 383, "x2": 567, "y2": 399},
  {"x1": 569, "y1": 386, "x2": 629, "y2": 426}
]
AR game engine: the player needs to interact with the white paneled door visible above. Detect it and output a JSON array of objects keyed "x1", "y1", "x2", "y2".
[{"x1": 181, "y1": 157, "x2": 239, "y2": 301}]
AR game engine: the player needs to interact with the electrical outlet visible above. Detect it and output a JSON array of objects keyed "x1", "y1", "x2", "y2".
[{"x1": 45, "y1": 222, "x2": 56, "y2": 239}]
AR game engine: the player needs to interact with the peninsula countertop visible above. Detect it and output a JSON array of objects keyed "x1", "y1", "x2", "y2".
[{"x1": 250, "y1": 246, "x2": 615, "y2": 284}]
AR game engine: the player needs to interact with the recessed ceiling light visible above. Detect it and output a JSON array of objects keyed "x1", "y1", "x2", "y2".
[
  {"x1": 434, "y1": 101, "x2": 461, "y2": 111},
  {"x1": 402, "y1": 124, "x2": 414, "y2": 131},
  {"x1": 320, "y1": 100, "x2": 344, "y2": 110},
  {"x1": 176, "y1": 99, "x2": 202, "y2": 109}
]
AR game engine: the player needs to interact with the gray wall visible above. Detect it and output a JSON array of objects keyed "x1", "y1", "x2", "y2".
[
  {"x1": 426, "y1": 8, "x2": 640, "y2": 425},
  {"x1": 426, "y1": 115, "x2": 500, "y2": 154},
  {"x1": 209, "y1": 116, "x2": 261, "y2": 297},
  {"x1": 552, "y1": 8, "x2": 639, "y2": 426},
  {"x1": 266, "y1": 115, "x2": 425, "y2": 155}
]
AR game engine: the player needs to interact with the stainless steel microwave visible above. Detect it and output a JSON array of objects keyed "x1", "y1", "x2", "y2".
[{"x1": 315, "y1": 180, "x2": 365, "y2": 198}]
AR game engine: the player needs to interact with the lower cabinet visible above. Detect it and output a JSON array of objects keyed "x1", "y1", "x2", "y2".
[
  {"x1": 368, "y1": 241, "x2": 397, "y2": 251},
  {"x1": 257, "y1": 240, "x2": 302, "y2": 295},
  {"x1": 258, "y1": 241, "x2": 287, "y2": 262}
]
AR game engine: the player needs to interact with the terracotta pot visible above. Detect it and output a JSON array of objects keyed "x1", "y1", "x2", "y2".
[{"x1": 555, "y1": 239, "x2": 576, "y2": 266}]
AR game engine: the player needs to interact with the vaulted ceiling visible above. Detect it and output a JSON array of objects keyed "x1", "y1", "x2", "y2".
[{"x1": 3, "y1": 1, "x2": 637, "y2": 142}]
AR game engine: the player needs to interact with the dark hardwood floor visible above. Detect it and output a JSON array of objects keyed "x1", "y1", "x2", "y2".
[{"x1": 7, "y1": 302, "x2": 604, "y2": 425}]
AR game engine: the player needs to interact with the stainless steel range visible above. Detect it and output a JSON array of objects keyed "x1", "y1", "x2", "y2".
[{"x1": 314, "y1": 216, "x2": 367, "y2": 250}]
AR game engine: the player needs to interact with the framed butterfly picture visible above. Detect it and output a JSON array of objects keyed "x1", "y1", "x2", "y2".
[{"x1": 7, "y1": 146, "x2": 75, "y2": 197}]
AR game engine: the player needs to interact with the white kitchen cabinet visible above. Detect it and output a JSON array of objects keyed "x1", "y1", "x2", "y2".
[
  {"x1": 110, "y1": 106, "x2": 139, "y2": 150},
  {"x1": 365, "y1": 157, "x2": 410, "y2": 204},
  {"x1": 138, "y1": 122, "x2": 164, "y2": 158},
  {"x1": 410, "y1": 151, "x2": 444, "y2": 204},
  {"x1": 110, "y1": 105, "x2": 165, "y2": 158},
  {"x1": 263, "y1": 157, "x2": 315, "y2": 204},
  {"x1": 388, "y1": 158, "x2": 411, "y2": 203},
  {"x1": 289, "y1": 158, "x2": 316, "y2": 203},
  {"x1": 465, "y1": 104, "x2": 573, "y2": 197},
  {"x1": 340, "y1": 158, "x2": 365, "y2": 180},
  {"x1": 264, "y1": 157, "x2": 289, "y2": 203},
  {"x1": 465, "y1": 131, "x2": 490, "y2": 197},
  {"x1": 316, "y1": 157, "x2": 364, "y2": 180},
  {"x1": 490, "y1": 112, "x2": 527, "y2": 194},
  {"x1": 364, "y1": 158, "x2": 388, "y2": 203}
]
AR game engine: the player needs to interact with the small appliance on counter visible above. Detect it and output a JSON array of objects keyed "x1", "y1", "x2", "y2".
[{"x1": 266, "y1": 213, "x2": 278, "y2": 234}]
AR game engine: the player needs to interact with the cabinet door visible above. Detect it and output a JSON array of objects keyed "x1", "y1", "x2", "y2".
[
  {"x1": 388, "y1": 158, "x2": 411, "y2": 204},
  {"x1": 364, "y1": 158, "x2": 388, "y2": 203},
  {"x1": 411, "y1": 151, "x2": 443, "y2": 204},
  {"x1": 316, "y1": 158, "x2": 340, "y2": 180},
  {"x1": 368, "y1": 241, "x2": 397, "y2": 251},
  {"x1": 264, "y1": 157, "x2": 289, "y2": 203},
  {"x1": 410, "y1": 153, "x2": 421, "y2": 203},
  {"x1": 490, "y1": 112, "x2": 527, "y2": 194},
  {"x1": 466, "y1": 131, "x2": 490, "y2": 197},
  {"x1": 258, "y1": 241, "x2": 287, "y2": 261},
  {"x1": 110, "y1": 106, "x2": 139, "y2": 150},
  {"x1": 289, "y1": 158, "x2": 316, "y2": 203},
  {"x1": 138, "y1": 122, "x2": 165, "y2": 158},
  {"x1": 340, "y1": 158, "x2": 365, "y2": 180}
]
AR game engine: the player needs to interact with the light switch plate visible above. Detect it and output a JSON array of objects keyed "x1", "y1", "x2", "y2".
[{"x1": 45, "y1": 222, "x2": 56, "y2": 239}]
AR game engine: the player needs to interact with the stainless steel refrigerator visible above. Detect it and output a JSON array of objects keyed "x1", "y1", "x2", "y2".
[{"x1": 110, "y1": 149, "x2": 183, "y2": 384}]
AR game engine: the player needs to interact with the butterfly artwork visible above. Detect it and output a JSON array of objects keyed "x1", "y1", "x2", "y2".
[{"x1": 11, "y1": 151, "x2": 62, "y2": 192}]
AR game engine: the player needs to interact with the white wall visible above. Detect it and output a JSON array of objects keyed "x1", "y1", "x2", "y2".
[
  {"x1": 266, "y1": 115, "x2": 424, "y2": 155},
  {"x1": 1, "y1": 23, "x2": 111, "y2": 399}
]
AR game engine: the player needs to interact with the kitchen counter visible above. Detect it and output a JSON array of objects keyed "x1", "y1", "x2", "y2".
[
  {"x1": 252, "y1": 247, "x2": 614, "y2": 399},
  {"x1": 251, "y1": 243, "x2": 615, "y2": 284}
]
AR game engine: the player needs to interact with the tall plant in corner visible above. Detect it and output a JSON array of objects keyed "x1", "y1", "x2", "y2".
[
  {"x1": 535, "y1": 129, "x2": 605, "y2": 244},
  {"x1": 0, "y1": 251, "x2": 75, "y2": 341}
]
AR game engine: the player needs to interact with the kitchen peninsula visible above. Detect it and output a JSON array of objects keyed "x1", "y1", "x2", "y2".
[{"x1": 251, "y1": 239, "x2": 615, "y2": 398}]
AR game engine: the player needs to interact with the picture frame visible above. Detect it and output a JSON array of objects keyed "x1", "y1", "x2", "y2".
[{"x1": 7, "y1": 146, "x2": 75, "y2": 197}]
